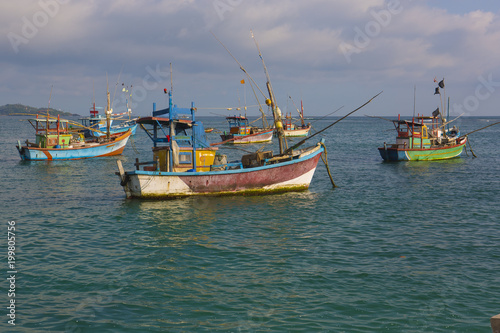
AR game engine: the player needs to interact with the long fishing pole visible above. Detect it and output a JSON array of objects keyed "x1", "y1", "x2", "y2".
[
  {"x1": 210, "y1": 31, "x2": 267, "y2": 99},
  {"x1": 364, "y1": 114, "x2": 394, "y2": 122},
  {"x1": 441, "y1": 112, "x2": 465, "y2": 128},
  {"x1": 285, "y1": 91, "x2": 383, "y2": 154},
  {"x1": 459, "y1": 121, "x2": 500, "y2": 138},
  {"x1": 13, "y1": 112, "x2": 109, "y2": 135},
  {"x1": 307, "y1": 105, "x2": 345, "y2": 126},
  {"x1": 211, "y1": 31, "x2": 270, "y2": 128}
]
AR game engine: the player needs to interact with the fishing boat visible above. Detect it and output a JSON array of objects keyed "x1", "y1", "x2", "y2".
[
  {"x1": 283, "y1": 113, "x2": 311, "y2": 137},
  {"x1": 378, "y1": 114, "x2": 467, "y2": 161},
  {"x1": 218, "y1": 115, "x2": 273, "y2": 144},
  {"x1": 115, "y1": 31, "x2": 382, "y2": 199},
  {"x1": 283, "y1": 97, "x2": 311, "y2": 137},
  {"x1": 79, "y1": 103, "x2": 137, "y2": 138},
  {"x1": 116, "y1": 90, "x2": 325, "y2": 199},
  {"x1": 16, "y1": 114, "x2": 131, "y2": 161},
  {"x1": 204, "y1": 127, "x2": 214, "y2": 133},
  {"x1": 16, "y1": 89, "x2": 131, "y2": 161},
  {"x1": 378, "y1": 79, "x2": 467, "y2": 161}
]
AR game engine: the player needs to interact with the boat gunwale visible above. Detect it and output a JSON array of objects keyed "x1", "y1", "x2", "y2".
[
  {"x1": 126, "y1": 143, "x2": 324, "y2": 177},
  {"x1": 378, "y1": 137, "x2": 467, "y2": 152}
]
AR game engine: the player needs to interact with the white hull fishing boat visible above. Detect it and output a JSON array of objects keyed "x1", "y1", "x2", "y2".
[{"x1": 116, "y1": 90, "x2": 324, "y2": 199}]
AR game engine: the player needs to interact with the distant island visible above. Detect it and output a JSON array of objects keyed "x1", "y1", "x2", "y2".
[{"x1": 0, "y1": 104, "x2": 80, "y2": 117}]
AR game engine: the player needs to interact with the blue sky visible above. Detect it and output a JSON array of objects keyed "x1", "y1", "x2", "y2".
[{"x1": 1, "y1": 0, "x2": 500, "y2": 117}]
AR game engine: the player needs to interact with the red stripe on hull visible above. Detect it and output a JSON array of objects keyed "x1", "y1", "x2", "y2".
[{"x1": 178, "y1": 153, "x2": 321, "y2": 193}]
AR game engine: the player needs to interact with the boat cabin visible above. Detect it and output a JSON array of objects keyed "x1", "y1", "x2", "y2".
[
  {"x1": 392, "y1": 114, "x2": 446, "y2": 149},
  {"x1": 27, "y1": 115, "x2": 73, "y2": 148},
  {"x1": 226, "y1": 116, "x2": 251, "y2": 135},
  {"x1": 136, "y1": 96, "x2": 218, "y2": 173}
]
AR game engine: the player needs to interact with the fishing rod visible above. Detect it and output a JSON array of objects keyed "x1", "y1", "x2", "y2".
[
  {"x1": 439, "y1": 113, "x2": 465, "y2": 130},
  {"x1": 459, "y1": 121, "x2": 500, "y2": 138},
  {"x1": 306, "y1": 105, "x2": 345, "y2": 126},
  {"x1": 210, "y1": 31, "x2": 267, "y2": 100},
  {"x1": 364, "y1": 114, "x2": 394, "y2": 122},
  {"x1": 13, "y1": 112, "x2": 109, "y2": 135},
  {"x1": 285, "y1": 91, "x2": 383, "y2": 154},
  {"x1": 211, "y1": 31, "x2": 270, "y2": 128},
  {"x1": 198, "y1": 104, "x2": 260, "y2": 111}
]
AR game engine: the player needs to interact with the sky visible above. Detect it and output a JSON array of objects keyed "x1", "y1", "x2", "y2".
[{"x1": 1, "y1": 0, "x2": 500, "y2": 118}]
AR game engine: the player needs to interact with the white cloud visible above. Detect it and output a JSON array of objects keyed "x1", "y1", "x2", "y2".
[{"x1": 1, "y1": 0, "x2": 500, "y2": 116}]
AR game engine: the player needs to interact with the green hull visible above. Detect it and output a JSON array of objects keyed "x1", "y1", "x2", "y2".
[{"x1": 379, "y1": 138, "x2": 467, "y2": 161}]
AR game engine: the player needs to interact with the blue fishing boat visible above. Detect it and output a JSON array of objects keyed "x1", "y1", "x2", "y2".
[
  {"x1": 80, "y1": 103, "x2": 137, "y2": 138},
  {"x1": 17, "y1": 89, "x2": 132, "y2": 161},
  {"x1": 16, "y1": 113, "x2": 131, "y2": 161}
]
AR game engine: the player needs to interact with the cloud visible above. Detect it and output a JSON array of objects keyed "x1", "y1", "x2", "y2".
[{"x1": 1, "y1": 0, "x2": 500, "y2": 116}]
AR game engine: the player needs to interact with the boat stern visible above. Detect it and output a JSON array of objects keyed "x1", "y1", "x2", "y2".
[{"x1": 378, "y1": 146, "x2": 408, "y2": 161}]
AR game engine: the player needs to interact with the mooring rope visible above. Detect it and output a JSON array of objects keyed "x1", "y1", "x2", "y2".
[
  {"x1": 467, "y1": 136, "x2": 477, "y2": 158},
  {"x1": 320, "y1": 142, "x2": 337, "y2": 188},
  {"x1": 130, "y1": 135, "x2": 140, "y2": 154}
]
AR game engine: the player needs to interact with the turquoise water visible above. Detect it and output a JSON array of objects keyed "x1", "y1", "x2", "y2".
[{"x1": 1, "y1": 115, "x2": 499, "y2": 332}]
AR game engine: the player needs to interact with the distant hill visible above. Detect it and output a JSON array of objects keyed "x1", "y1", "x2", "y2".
[{"x1": 0, "y1": 104, "x2": 80, "y2": 117}]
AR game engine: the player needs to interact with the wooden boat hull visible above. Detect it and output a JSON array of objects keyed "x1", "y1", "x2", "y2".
[
  {"x1": 17, "y1": 130, "x2": 131, "y2": 161},
  {"x1": 378, "y1": 137, "x2": 467, "y2": 161},
  {"x1": 219, "y1": 129, "x2": 273, "y2": 144},
  {"x1": 283, "y1": 126, "x2": 311, "y2": 137},
  {"x1": 119, "y1": 143, "x2": 324, "y2": 199}
]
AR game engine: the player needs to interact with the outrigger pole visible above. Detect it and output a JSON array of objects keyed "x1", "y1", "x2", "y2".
[
  {"x1": 285, "y1": 92, "x2": 383, "y2": 154},
  {"x1": 458, "y1": 121, "x2": 500, "y2": 139}
]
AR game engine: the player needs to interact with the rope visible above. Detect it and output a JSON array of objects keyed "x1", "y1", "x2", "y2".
[
  {"x1": 141, "y1": 176, "x2": 154, "y2": 191},
  {"x1": 130, "y1": 135, "x2": 140, "y2": 154},
  {"x1": 467, "y1": 136, "x2": 477, "y2": 158},
  {"x1": 320, "y1": 142, "x2": 336, "y2": 188}
]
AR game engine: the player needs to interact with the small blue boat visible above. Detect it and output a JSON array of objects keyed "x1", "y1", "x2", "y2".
[
  {"x1": 79, "y1": 103, "x2": 137, "y2": 138},
  {"x1": 17, "y1": 114, "x2": 132, "y2": 161}
]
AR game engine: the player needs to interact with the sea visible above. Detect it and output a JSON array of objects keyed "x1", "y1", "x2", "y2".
[{"x1": 1, "y1": 114, "x2": 499, "y2": 332}]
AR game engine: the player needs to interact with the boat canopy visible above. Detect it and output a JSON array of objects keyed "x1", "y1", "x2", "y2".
[{"x1": 136, "y1": 93, "x2": 210, "y2": 149}]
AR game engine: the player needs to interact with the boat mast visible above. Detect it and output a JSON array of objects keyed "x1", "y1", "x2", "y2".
[
  {"x1": 169, "y1": 63, "x2": 175, "y2": 172},
  {"x1": 210, "y1": 31, "x2": 270, "y2": 130},
  {"x1": 250, "y1": 30, "x2": 287, "y2": 154},
  {"x1": 106, "y1": 76, "x2": 111, "y2": 141},
  {"x1": 46, "y1": 85, "x2": 53, "y2": 139},
  {"x1": 289, "y1": 95, "x2": 305, "y2": 127}
]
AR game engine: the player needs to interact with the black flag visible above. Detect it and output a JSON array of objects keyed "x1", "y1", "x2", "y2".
[
  {"x1": 438, "y1": 79, "x2": 445, "y2": 89},
  {"x1": 432, "y1": 108, "x2": 440, "y2": 117},
  {"x1": 434, "y1": 87, "x2": 440, "y2": 95}
]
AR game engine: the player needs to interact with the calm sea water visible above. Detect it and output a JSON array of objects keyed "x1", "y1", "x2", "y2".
[{"x1": 1, "y1": 114, "x2": 499, "y2": 332}]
